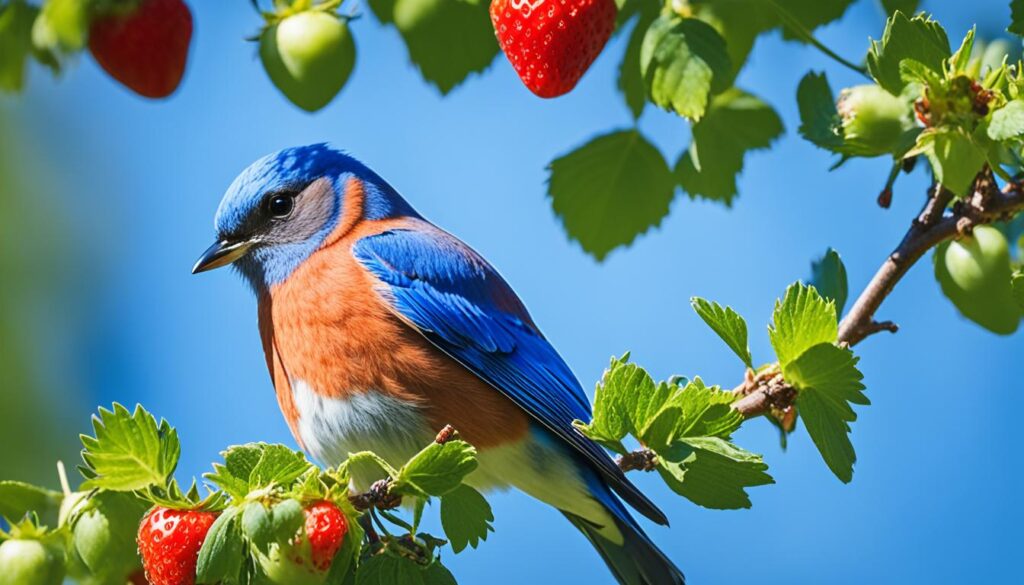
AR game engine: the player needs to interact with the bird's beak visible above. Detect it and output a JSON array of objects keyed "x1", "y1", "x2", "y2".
[{"x1": 191, "y1": 239, "x2": 253, "y2": 274}]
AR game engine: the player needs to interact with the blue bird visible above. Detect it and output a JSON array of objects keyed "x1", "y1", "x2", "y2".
[{"x1": 193, "y1": 144, "x2": 684, "y2": 584}]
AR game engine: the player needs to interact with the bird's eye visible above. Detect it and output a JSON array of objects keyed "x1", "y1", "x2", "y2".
[{"x1": 266, "y1": 193, "x2": 294, "y2": 218}]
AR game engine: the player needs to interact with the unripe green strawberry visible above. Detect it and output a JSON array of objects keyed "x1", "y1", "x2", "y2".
[
  {"x1": 935, "y1": 225, "x2": 1021, "y2": 334},
  {"x1": 0, "y1": 538, "x2": 65, "y2": 585},
  {"x1": 254, "y1": 501, "x2": 348, "y2": 585},
  {"x1": 62, "y1": 491, "x2": 149, "y2": 584},
  {"x1": 259, "y1": 10, "x2": 356, "y2": 112},
  {"x1": 836, "y1": 84, "x2": 913, "y2": 157}
]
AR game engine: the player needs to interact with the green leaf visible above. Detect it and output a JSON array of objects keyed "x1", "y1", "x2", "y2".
[
  {"x1": 31, "y1": 0, "x2": 89, "y2": 52},
  {"x1": 547, "y1": 129, "x2": 675, "y2": 261},
  {"x1": 641, "y1": 15, "x2": 731, "y2": 121},
  {"x1": 783, "y1": 343, "x2": 867, "y2": 482},
  {"x1": 205, "y1": 443, "x2": 313, "y2": 499},
  {"x1": 196, "y1": 506, "x2": 244, "y2": 584},
  {"x1": 690, "y1": 297, "x2": 753, "y2": 367},
  {"x1": 80, "y1": 403, "x2": 180, "y2": 492},
  {"x1": 880, "y1": 0, "x2": 919, "y2": 15},
  {"x1": 641, "y1": 378, "x2": 742, "y2": 451},
  {"x1": 389, "y1": 0, "x2": 498, "y2": 94},
  {"x1": 584, "y1": 355, "x2": 654, "y2": 448},
  {"x1": 619, "y1": 9, "x2": 657, "y2": 119},
  {"x1": 0, "y1": 0, "x2": 39, "y2": 93},
  {"x1": 768, "y1": 283, "x2": 838, "y2": 367},
  {"x1": 691, "y1": 0, "x2": 776, "y2": 84},
  {"x1": 440, "y1": 484, "x2": 493, "y2": 553},
  {"x1": 988, "y1": 100, "x2": 1024, "y2": 140},
  {"x1": 394, "y1": 440, "x2": 478, "y2": 497},
  {"x1": 0, "y1": 481, "x2": 61, "y2": 525},
  {"x1": 241, "y1": 501, "x2": 274, "y2": 553},
  {"x1": 676, "y1": 88, "x2": 784, "y2": 205},
  {"x1": 867, "y1": 11, "x2": 950, "y2": 95},
  {"x1": 655, "y1": 436, "x2": 773, "y2": 509},
  {"x1": 1011, "y1": 0, "x2": 1024, "y2": 36},
  {"x1": 918, "y1": 129, "x2": 987, "y2": 197},
  {"x1": 776, "y1": 0, "x2": 856, "y2": 38},
  {"x1": 796, "y1": 71, "x2": 845, "y2": 151},
  {"x1": 423, "y1": 562, "x2": 459, "y2": 585},
  {"x1": 356, "y1": 553, "x2": 427, "y2": 585},
  {"x1": 809, "y1": 248, "x2": 849, "y2": 316},
  {"x1": 1012, "y1": 271, "x2": 1024, "y2": 310}
]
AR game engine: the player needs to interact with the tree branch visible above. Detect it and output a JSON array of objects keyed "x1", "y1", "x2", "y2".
[{"x1": 735, "y1": 176, "x2": 1024, "y2": 419}]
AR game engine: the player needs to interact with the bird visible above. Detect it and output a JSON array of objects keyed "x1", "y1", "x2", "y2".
[{"x1": 193, "y1": 143, "x2": 684, "y2": 585}]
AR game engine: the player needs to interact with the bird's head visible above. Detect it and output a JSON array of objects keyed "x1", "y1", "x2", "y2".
[{"x1": 192, "y1": 143, "x2": 416, "y2": 289}]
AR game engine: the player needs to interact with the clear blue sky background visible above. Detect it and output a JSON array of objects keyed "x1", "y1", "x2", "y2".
[{"x1": 3, "y1": 1, "x2": 1020, "y2": 583}]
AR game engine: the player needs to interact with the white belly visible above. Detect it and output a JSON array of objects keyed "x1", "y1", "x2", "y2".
[
  {"x1": 291, "y1": 378, "x2": 616, "y2": 537},
  {"x1": 291, "y1": 379, "x2": 432, "y2": 481}
]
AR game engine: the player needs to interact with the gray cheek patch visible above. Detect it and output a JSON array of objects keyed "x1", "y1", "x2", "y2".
[{"x1": 266, "y1": 176, "x2": 338, "y2": 245}]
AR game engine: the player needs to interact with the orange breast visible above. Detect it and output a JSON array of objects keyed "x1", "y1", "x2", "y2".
[{"x1": 257, "y1": 180, "x2": 531, "y2": 450}]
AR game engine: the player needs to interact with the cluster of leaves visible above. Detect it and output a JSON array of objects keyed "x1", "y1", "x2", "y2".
[
  {"x1": 575, "y1": 262, "x2": 866, "y2": 512},
  {"x1": 796, "y1": 9, "x2": 1024, "y2": 334},
  {"x1": 0, "y1": 404, "x2": 494, "y2": 584},
  {"x1": 547, "y1": 0, "x2": 884, "y2": 260}
]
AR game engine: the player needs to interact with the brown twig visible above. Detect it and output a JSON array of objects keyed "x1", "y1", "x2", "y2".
[
  {"x1": 348, "y1": 478, "x2": 402, "y2": 512},
  {"x1": 732, "y1": 177, "x2": 1024, "y2": 420},
  {"x1": 616, "y1": 449, "x2": 659, "y2": 472}
]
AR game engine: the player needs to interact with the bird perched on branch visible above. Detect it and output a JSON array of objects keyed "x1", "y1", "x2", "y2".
[{"x1": 193, "y1": 144, "x2": 684, "y2": 585}]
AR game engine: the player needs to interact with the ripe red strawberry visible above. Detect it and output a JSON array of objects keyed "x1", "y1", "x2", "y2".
[
  {"x1": 88, "y1": 0, "x2": 193, "y2": 98},
  {"x1": 304, "y1": 501, "x2": 347, "y2": 570},
  {"x1": 137, "y1": 507, "x2": 218, "y2": 585},
  {"x1": 490, "y1": 0, "x2": 617, "y2": 98}
]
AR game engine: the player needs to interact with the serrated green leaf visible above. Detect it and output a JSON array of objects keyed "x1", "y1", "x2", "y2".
[
  {"x1": 196, "y1": 506, "x2": 243, "y2": 584},
  {"x1": 423, "y1": 561, "x2": 459, "y2": 585},
  {"x1": 691, "y1": 297, "x2": 753, "y2": 367},
  {"x1": 880, "y1": 0, "x2": 919, "y2": 15},
  {"x1": 867, "y1": 11, "x2": 950, "y2": 94},
  {"x1": 655, "y1": 436, "x2": 773, "y2": 509},
  {"x1": 769, "y1": 283, "x2": 838, "y2": 367},
  {"x1": 0, "y1": 0, "x2": 39, "y2": 93},
  {"x1": 669, "y1": 379, "x2": 743, "y2": 440},
  {"x1": 80, "y1": 403, "x2": 180, "y2": 492},
  {"x1": 988, "y1": 99, "x2": 1024, "y2": 140},
  {"x1": 919, "y1": 129, "x2": 987, "y2": 197},
  {"x1": 206, "y1": 443, "x2": 313, "y2": 499},
  {"x1": 440, "y1": 484, "x2": 493, "y2": 553},
  {"x1": 585, "y1": 356, "x2": 654, "y2": 448},
  {"x1": 776, "y1": 0, "x2": 855, "y2": 38},
  {"x1": 389, "y1": 0, "x2": 498, "y2": 94},
  {"x1": 548, "y1": 129, "x2": 675, "y2": 261},
  {"x1": 1011, "y1": 0, "x2": 1024, "y2": 36},
  {"x1": 783, "y1": 343, "x2": 867, "y2": 483},
  {"x1": 641, "y1": 15, "x2": 731, "y2": 121},
  {"x1": 796, "y1": 71, "x2": 845, "y2": 151},
  {"x1": 248, "y1": 444, "x2": 314, "y2": 490},
  {"x1": 619, "y1": 9, "x2": 657, "y2": 119},
  {"x1": 394, "y1": 440, "x2": 477, "y2": 497},
  {"x1": 356, "y1": 552, "x2": 427, "y2": 585},
  {"x1": 0, "y1": 481, "x2": 61, "y2": 525},
  {"x1": 676, "y1": 88, "x2": 784, "y2": 205},
  {"x1": 809, "y1": 248, "x2": 849, "y2": 316}
]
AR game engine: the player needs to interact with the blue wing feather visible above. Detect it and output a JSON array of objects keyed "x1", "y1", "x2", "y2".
[{"x1": 354, "y1": 226, "x2": 666, "y2": 526}]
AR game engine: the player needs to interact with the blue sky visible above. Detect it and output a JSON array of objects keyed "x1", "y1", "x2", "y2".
[{"x1": 4, "y1": 1, "x2": 1021, "y2": 583}]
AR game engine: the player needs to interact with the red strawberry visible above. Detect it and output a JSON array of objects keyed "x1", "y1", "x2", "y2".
[
  {"x1": 137, "y1": 507, "x2": 218, "y2": 585},
  {"x1": 490, "y1": 0, "x2": 617, "y2": 98},
  {"x1": 304, "y1": 501, "x2": 347, "y2": 571},
  {"x1": 88, "y1": 0, "x2": 193, "y2": 98}
]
